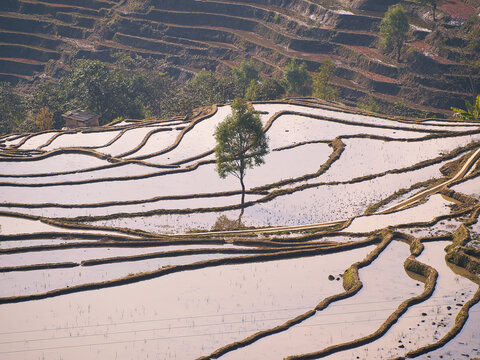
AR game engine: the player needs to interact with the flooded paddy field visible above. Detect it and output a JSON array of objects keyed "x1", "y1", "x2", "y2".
[{"x1": 1, "y1": 100, "x2": 479, "y2": 359}]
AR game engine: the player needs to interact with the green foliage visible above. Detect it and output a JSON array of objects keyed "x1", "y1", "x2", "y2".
[
  {"x1": 0, "y1": 82, "x2": 26, "y2": 135},
  {"x1": 452, "y1": 95, "x2": 480, "y2": 121},
  {"x1": 312, "y1": 59, "x2": 339, "y2": 101},
  {"x1": 180, "y1": 70, "x2": 236, "y2": 110},
  {"x1": 28, "y1": 81, "x2": 66, "y2": 129},
  {"x1": 282, "y1": 57, "x2": 312, "y2": 96},
  {"x1": 215, "y1": 98, "x2": 269, "y2": 206},
  {"x1": 61, "y1": 59, "x2": 146, "y2": 125},
  {"x1": 342, "y1": 267, "x2": 357, "y2": 291},
  {"x1": 379, "y1": 4, "x2": 409, "y2": 62},
  {"x1": 358, "y1": 96, "x2": 382, "y2": 113},
  {"x1": 390, "y1": 99, "x2": 429, "y2": 118},
  {"x1": 246, "y1": 77, "x2": 284, "y2": 101},
  {"x1": 232, "y1": 60, "x2": 260, "y2": 97}
]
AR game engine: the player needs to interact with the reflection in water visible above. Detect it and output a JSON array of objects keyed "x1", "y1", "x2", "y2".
[{"x1": 212, "y1": 214, "x2": 245, "y2": 230}]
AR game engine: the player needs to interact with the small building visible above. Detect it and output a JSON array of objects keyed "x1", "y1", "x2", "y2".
[{"x1": 63, "y1": 109, "x2": 100, "y2": 128}]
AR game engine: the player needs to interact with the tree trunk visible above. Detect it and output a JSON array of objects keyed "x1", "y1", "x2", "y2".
[
  {"x1": 239, "y1": 175, "x2": 246, "y2": 227},
  {"x1": 240, "y1": 175, "x2": 246, "y2": 209}
]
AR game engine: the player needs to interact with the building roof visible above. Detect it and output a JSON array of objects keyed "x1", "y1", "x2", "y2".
[{"x1": 62, "y1": 109, "x2": 100, "y2": 123}]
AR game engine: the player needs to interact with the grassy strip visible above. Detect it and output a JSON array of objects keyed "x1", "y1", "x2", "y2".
[
  {"x1": 445, "y1": 224, "x2": 480, "y2": 276},
  {"x1": 0, "y1": 262, "x2": 78, "y2": 273},
  {"x1": 1, "y1": 113, "x2": 477, "y2": 188},
  {"x1": 80, "y1": 246, "x2": 309, "y2": 266},
  {"x1": 0, "y1": 238, "x2": 230, "y2": 254},
  {"x1": 37, "y1": 126, "x2": 127, "y2": 150},
  {"x1": 2, "y1": 179, "x2": 474, "y2": 244},
  {"x1": 115, "y1": 126, "x2": 178, "y2": 158},
  {"x1": 0, "y1": 189, "x2": 268, "y2": 209},
  {"x1": 392, "y1": 206, "x2": 478, "y2": 232},
  {"x1": 1, "y1": 106, "x2": 213, "y2": 165},
  {"x1": 0, "y1": 146, "x2": 113, "y2": 163},
  {"x1": 9, "y1": 122, "x2": 133, "y2": 150},
  {"x1": 130, "y1": 104, "x2": 217, "y2": 161},
  {"x1": 364, "y1": 178, "x2": 437, "y2": 215},
  {"x1": 393, "y1": 228, "x2": 479, "y2": 360},
  {"x1": 286, "y1": 244, "x2": 438, "y2": 359},
  {"x1": 253, "y1": 137, "x2": 343, "y2": 191},
  {"x1": 0, "y1": 158, "x2": 175, "y2": 179},
  {"x1": 0, "y1": 240, "x2": 380, "y2": 305},
  {"x1": 0, "y1": 210, "x2": 163, "y2": 239}
]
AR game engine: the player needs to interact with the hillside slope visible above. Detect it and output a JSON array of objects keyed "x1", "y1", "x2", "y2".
[{"x1": 0, "y1": 0, "x2": 479, "y2": 113}]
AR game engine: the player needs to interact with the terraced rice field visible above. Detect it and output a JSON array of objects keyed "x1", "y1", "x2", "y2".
[{"x1": 0, "y1": 99, "x2": 479, "y2": 359}]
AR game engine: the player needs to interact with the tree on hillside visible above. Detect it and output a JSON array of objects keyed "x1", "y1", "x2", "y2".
[
  {"x1": 61, "y1": 59, "x2": 145, "y2": 124},
  {"x1": 35, "y1": 107, "x2": 54, "y2": 131},
  {"x1": 0, "y1": 82, "x2": 25, "y2": 135},
  {"x1": 215, "y1": 98, "x2": 269, "y2": 219},
  {"x1": 180, "y1": 70, "x2": 236, "y2": 111},
  {"x1": 233, "y1": 60, "x2": 260, "y2": 97},
  {"x1": 313, "y1": 59, "x2": 340, "y2": 101},
  {"x1": 452, "y1": 95, "x2": 480, "y2": 121},
  {"x1": 379, "y1": 4, "x2": 409, "y2": 62},
  {"x1": 282, "y1": 57, "x2": 312, "y2": 96},
  {"x1": 246, "y1": 77, "x2": 285, "y2": 101},
  {"x1": 416, "y1": 0, "x2": 438, "y2": 22},
  {"x1": 29, "y1": 81, "x2": 66, "y2": 129}
]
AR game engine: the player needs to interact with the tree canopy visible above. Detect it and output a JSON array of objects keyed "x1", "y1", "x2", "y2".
[
  {"x1": 0, "y1": 54, "x2": 290, "y2": 136},
  {"x1": 282, "y1": 58, "x2": 312, "y2": 96},
  {"x1": 232, "y1": 60, "x2": 260, "y2": 97},
  {"x1": 313, "y1": 59, "x2": 339, "y2": 101},
  {"x1": 215, "y1": 98, "x2": 269, "y2": 209},
  {"x1": 379, "y1": 4, "x2": 409, "y2": 62},
  {"x1": 0, "y1": 82, "x2": 25, "y2": 135},
  {"x1": 61, "y1": 59, "x2": 146, "y2": 124}
]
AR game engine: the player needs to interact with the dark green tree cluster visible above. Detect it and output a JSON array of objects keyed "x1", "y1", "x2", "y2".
[
  {"x1": 0, "y1": 82, "x2": 26, "y2": 135},
  {"x1": 282, "y1": 58, "x2": 312, "y2": 96},
  {"x1": 60, "y1": 59, "x2": 146, "y2": 124},
  {"x1": 0, "y1": 54, "x2": 340, "y2": 136},
  {"x1": 313, "y1": 59, "x2": 339, "y2": 101}
]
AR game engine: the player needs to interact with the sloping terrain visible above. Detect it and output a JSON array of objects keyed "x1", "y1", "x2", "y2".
[
  {"x1": 0, "y1": 0, "x2": 478, "y2": 112},
  {"x1": 0, "y1": 100, "x2": 479, "y2": 359}
]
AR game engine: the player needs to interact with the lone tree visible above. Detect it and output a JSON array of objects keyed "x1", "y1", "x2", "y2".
[
  {"x1": 379, "y1": 4, "x2": 409, "y2": 62},
  {"x1": 215, "y1": 98, "x2": 269, "y2": 213}
]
